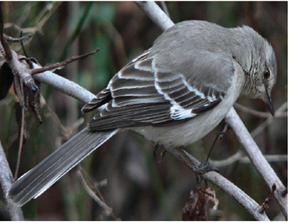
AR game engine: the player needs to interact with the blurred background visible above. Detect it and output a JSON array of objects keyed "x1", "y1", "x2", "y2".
[{"x1": 0, "y1": 1, "x2": 287, "y2": 220}]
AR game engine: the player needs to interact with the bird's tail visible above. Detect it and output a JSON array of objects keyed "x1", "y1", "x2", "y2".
[{"x1": 9, "y1": 128, "x2": 117, "y2": 207}]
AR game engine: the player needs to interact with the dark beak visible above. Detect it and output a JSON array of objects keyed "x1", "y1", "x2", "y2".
[{"x1": 265, "y1": 88, "x2": 274, "y2": 116}]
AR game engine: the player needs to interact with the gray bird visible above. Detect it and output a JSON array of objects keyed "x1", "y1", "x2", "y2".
[{"x1": 9, "y1": 20, "x2": 277, "y2": 206}]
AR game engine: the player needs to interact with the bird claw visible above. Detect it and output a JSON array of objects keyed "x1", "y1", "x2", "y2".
[{"x1": 194, "y1": 161, "x2": 219, "y2": 175}]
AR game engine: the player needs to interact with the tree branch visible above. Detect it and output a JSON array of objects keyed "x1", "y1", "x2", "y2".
[
  {"x1": 0, "y1": 141, "x2": 23, "y2": 220},
  {"x1": 211, "y1": 152, "x2": 287, "y2": 167},
  {"x1": 235, "y1": 103, "x2": 286, "y2": 118},
  {"x1": 32, "y1": 63, "x2": 96, "y2": 104},
  {"x1": 136, "y1": 1, "x2": 174, "y2": 30},
  {"x1": 251, "y1": 102, "x2": 287, "y2": 137},
  {"x1": 226, "y1": 108, "x2": 287, "y2": 217},
  {"x1": 211, "y1": 102, "x2": 288, "y2": 167},
  {"x1": 167, "y1": 147, "x2": 269, "y2": 221}
]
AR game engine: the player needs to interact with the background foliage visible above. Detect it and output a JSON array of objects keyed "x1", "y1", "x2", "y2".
[{"x1": 0, "y1": 1, "x2": 287, "y2": 220}]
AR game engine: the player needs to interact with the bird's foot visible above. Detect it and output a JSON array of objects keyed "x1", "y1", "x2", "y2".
[
  {"x1": 194, "y1": 161, "x2": 219, "y2": 175},
  {"x1": 194, "y1": 161, "x2": 219, "y2": 188}
]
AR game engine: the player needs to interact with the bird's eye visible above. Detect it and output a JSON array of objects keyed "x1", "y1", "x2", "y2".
[{"x1": 263, "y1": 71, "x2": 270, "y2": 79}]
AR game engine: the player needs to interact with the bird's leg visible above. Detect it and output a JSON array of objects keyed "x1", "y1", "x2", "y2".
[
  {"x1": 175, "y1": 146, "x2": 217, "y2": 176},
  {"x1": 153, "y1": 143, "x2": 166, "y2": 164},
  {"x1": 206, "y1": 123, "x2": 229, "y2": 162},
  {"x1": 193, "y1": 161, "x2": 219, "y2": 176},
  {"x1": 194, "y1": 123, "x2": 229, "y2": 174}
]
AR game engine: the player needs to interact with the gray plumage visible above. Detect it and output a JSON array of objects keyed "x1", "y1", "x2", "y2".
[
  {"x1": 9, "y1": 128, "x2": 117, "y2": 206},
  {"x1": 85, "y1": 21, "x2": 276, "y2": 130},
  {"x1": 9, "y1": 20, "x2": 277, "y2": 207}
]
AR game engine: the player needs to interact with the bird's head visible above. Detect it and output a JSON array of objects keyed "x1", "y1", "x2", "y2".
[{"x1": 240, "y1": 27, "x2": 277, "y2": 115}]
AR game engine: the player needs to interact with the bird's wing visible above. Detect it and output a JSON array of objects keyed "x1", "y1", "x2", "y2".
[{"x1": 87, "y1": 49, "x2": 235, "y2": 131}]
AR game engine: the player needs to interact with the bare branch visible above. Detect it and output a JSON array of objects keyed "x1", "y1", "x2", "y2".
[
  {"x1": 159, "y1": 1, "x2": 170, "y2": 17},
  {"x1": 31, "y1": 49, "x2": 99, "y2": 75},
  {"x1": 32, "y1": 62, "x2": 96, "y2": 103},
  {"x1": 226, "y1": 108, "x2": 287, "y2": 217},
  {"x1": 235, "y1": 103, "x2": 272, "y2": 118},
  {"x1": 9, "y1": 51, "x2": 39, "y2": 98},
  {"x1": 211, "y1": 152, "x2": 287, "y2": 167},
  {"x1": 14, "y1": 106, "x2": 25, "y2": 179},
  {"x1": 235, "y1": 103, "x2": 286, "y2": 118},
  {"x1": 251, "y1": 102, "x2": 287, "y2": 137},
  {"x1": 166, "y1": 147, "x2": 269, "y2": 221},
  {"x1": 0, "y1": 141, "x2": 23, "y2": 220},
  {"x1": 77, "y1": 167, "x2": 116, "y2": 218},
  {"x1": 4, "y1": 33, "x2": 32, "y2": 43},
  {"x1": 136, "y1": 1, "x2": 174, "y2": 30}
]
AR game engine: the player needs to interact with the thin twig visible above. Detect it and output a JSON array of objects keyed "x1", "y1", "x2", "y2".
[
  {"x1": 211, "y1": 101, "x2": 287, "y2": 168},
  {"x1": 251, "y1": 102, "x2": 287, "y2": 138},
  {"x1": 69, "y1": 118, "x2": 84, "y2": 133},
  {"x1": 41, "y1": 95, "x2": 68, "y2": 137},
  {"x1": 19, "y1": 31, "x2": 29, "y2": 58},
  {"x1": 77, "y1": 167, "x2": 116, "y2": 218},
  {"x1": 235, "y1": 103, "x2": 285, "y2": 118},
  {"x1": 235, "y1": 103, "x2": 271, "y2": 118},
  {"x1": 4, "y1": 33, "x2": 32, "y2": 43},
  {"x1": 211, "y1": 152, "x2": 287, "y2": 167},
  {"x1": 14, "y1": 106, "x2": 25, "y2": 179},
  {"x1": 33, "y1": 2, "x2": 62, "y2": 35},
  {"x1": 32, "y1": 62, "x2": 96, "y2": 103},
  {"x1": 31, "y1": 49, "x2": 99, "y2": 75},
  {"x1": 60, "y1": 2, "x2": 93, "y2": 60}
]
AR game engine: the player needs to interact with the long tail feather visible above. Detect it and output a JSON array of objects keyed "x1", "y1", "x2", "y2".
[{"x1": 9, "y1": 128, "x2": 117, "y2": 207}]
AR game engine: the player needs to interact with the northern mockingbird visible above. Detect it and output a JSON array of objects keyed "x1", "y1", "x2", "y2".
[{"x1": 9, "y1": 20, "x2": 277, "y2": 206}]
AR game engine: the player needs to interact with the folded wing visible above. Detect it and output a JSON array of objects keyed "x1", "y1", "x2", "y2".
[{"x1": 85, "y1": 49, "x2": 234, "y2": 131}]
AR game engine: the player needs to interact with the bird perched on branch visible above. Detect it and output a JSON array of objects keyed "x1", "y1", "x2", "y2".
[{"x1": 9, "y1": 20, "x2": 277, "y2": 206}]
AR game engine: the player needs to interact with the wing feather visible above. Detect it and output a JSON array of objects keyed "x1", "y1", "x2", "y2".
[
  {"x1": 111, "y1": 78, "x2": 154, "y2": 90},
  {"x1": 112, "y1": 86, "x2": 157, "y2": 98},
  {"x1": 89, "y1": 103, "x2": 171, "y2": 130},
  {"x1": 85, "y1": 49, "x2": 234, "y2": 130},
  {"x1": 113, "y1": 96, "x2": 164, "y2": 107}
]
